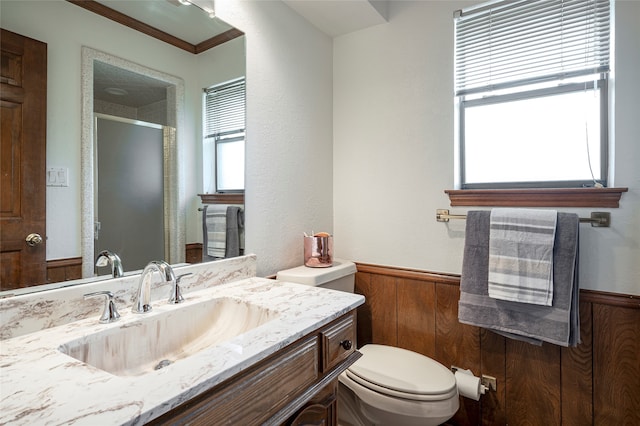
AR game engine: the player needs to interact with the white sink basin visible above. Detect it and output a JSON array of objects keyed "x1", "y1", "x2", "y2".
[{"x1": 58, "y1": 297, "x2": 279, "y2": 376}]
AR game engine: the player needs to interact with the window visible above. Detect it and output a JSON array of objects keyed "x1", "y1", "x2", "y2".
[
  {"x1": 454, "y1": 0, "x2": 611, "y2": 189},
  {"x1": 204, "y1": 77, "x2": 245, "y2": 193}
]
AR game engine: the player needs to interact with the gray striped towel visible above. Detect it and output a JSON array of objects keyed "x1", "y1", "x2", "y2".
[
  {"x1": 488, "y1": 208, "x2": 557, "y2": 306},
  {"x1": 459, "y1": 210, "x2": 580, "y2": 347},
  {"x1": 203, "y1": 205, "x2": 228, "y2": 259}
]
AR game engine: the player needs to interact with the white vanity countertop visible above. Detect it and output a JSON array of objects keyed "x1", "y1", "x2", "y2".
[{"x1": 0, "y1": 277, "x2": 364, "y2": 425}]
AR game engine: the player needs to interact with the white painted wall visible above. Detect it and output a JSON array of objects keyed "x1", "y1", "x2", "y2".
[
  {"x1": 2, "y1": 0, "x2": 334, "y2": 278},
  {"x1": 3, "y1": 0, "x2": 637, "y2": 295},
  {"x1": 193, "y1": 36, "x2": 246, "y2": 244},
  {"x1": 333, "y1": 1, "x2": 640, "y2": 296},
  {"x1": 215, "y1": 1, "x2": 334, "y2": 276}
]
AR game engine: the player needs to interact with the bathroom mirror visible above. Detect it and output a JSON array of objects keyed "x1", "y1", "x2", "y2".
[{"x1": 0, "y1": 0, "x2": 246, "y2": 296}]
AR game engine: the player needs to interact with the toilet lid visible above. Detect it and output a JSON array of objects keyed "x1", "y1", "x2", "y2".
[{"x1": 347, "y1": 344, "x2": 457, "y2": 401}]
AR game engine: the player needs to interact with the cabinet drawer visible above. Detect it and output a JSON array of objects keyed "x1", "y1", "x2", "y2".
[{"x1": 321, "y1": 312, "x2": 356, "y2": 373}]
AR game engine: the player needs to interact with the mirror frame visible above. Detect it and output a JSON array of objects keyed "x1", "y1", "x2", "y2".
[{"x1": 80, "y1": 47, "x2": 186, "y2": 278}]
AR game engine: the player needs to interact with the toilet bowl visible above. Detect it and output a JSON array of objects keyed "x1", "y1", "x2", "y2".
[
  {"x1": 277, "y1": 260, "x2": 459, "y2": 426},
  {"x1": 338, "y1": 344, "x2": 459, "y2": 425}
]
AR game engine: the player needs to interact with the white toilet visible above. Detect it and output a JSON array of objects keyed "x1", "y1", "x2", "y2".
[{"x1": 277, "y1": 260, "x2": 460, "y2": 426}]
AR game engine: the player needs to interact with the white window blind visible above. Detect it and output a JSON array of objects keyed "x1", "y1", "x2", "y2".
[
  {"x1": 455, "y1": 0, "x2": 611, "y2": 96},
  {"x1": 204, "y1": 78, "x2": 245, "y2": 193},
  {"x1": 205, "y1": 78, "x2": 245, "y2": 139}
]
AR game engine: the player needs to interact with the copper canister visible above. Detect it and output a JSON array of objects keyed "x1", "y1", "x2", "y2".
[{"x1": 304, "y1": 236, "x2": 333, "y2": 267}]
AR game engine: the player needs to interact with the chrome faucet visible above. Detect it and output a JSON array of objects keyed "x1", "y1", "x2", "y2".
[
  {"x1": 95, "y1": 250, "x2": 124, "y2": 278},
  {"x1": 132, "y1": 260, "x2": 176, "y2": 314}
]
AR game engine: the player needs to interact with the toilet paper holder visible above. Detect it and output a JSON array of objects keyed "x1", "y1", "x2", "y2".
[
  {"x1": 481, "y1": 374, "x2": 497, "y2": 392},
  {"x1": 451, "y1": 366, "x2": 497, "y2": 392}
]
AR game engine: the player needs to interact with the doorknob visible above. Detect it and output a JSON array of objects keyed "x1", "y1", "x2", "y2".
[{"x1": 25, "y1": 233, "x2": 43, "y2": 247}]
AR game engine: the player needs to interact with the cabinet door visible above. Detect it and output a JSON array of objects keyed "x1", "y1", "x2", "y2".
[{"x1": 286, "y1": 381, "x2": 337, "y2": 426}]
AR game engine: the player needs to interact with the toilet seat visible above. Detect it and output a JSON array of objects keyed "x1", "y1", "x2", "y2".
[{"x1": 346, "y1": 344, "x2": 457, "y2": 401}]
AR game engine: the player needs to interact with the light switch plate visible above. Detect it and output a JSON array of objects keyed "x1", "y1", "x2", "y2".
[{"x1": 47, "y1": 167, "x2": 69, "y2": 187}]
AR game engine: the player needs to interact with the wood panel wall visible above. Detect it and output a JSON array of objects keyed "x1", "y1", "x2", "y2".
[
  {"x1": 354, "y1": 263, "x2": 640, "y2": 426},
  {"x1": 186, "y1": 242, "x2": 203, "y2": 264},
  {"x1": 46, "y1": 257, "x2": 82, "y2": 283},
  {"x1": 45, "y1": 243, "x2": 204, "y2": 284}
]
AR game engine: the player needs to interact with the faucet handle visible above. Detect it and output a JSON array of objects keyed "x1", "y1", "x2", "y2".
[
  {"x1": 84, "y1": 291, "x2": 121, "y2": 323},
  {"x1": 168, "y1": 273, "x2": 192, "y2": 304}
]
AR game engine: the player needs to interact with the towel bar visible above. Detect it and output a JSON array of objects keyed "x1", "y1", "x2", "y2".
[{"x1": 436, "y1": 209, "x2": 610, "y2": 227}]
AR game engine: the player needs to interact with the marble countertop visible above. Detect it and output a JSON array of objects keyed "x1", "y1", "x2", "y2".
[{"x1": 0, "y1": 277, "x2": 364, "y2": 425}]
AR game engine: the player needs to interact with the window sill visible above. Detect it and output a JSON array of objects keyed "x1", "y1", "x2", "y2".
[
  {"x1": 198, "y1": 193, "x2": 244, "y2": 205},
  {"x1": 445, "y1": 188, "x2": 628, "y2": 208}
]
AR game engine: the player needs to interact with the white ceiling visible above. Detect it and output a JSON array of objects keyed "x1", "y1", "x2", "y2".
[
  {"x1": 96, "y1": 0, "x2": 232, "y2": 45},
  {"x1": 90, "y1": 0, "x2": 389, "y2": 108},
  {"x1": 95, "y1": 0, "x2": 389, "y2": 43},
  {"x1": 93, "y1": 61, "x2": 170, "y2": 108},
  {"x1": 91, "y1": 0, "x2": 235, "y2": 107},
  {"x1": 282, "y1": 0, "x2": 388, "y2": 38}
]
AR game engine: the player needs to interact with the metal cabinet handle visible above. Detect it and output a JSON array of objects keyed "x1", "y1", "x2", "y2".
[
  {"x1": 340, "y1": 340, "x2": 353, "y2": 350},
  {"x1": 25, "y1": 233, "x2": 43, "y2": 247}
]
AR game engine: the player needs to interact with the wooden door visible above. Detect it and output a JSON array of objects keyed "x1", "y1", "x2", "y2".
[{"x1": 0, "y1": 29, "x2": 47, "y2": 291}]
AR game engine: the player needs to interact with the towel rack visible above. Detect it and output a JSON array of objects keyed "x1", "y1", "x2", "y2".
[{"x1": 436, "y1": 209, "x2": 611, "y2": 227}]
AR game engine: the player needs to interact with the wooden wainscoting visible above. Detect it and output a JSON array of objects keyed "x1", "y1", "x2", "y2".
[
  {"x1": 45, "y1": 243, "x2": 204, "y2": 284},
  {"x1": 186, "y1": 242, "x2": 203, "y2": 264},
  {"x1": 46, "y1": 257, "x2": 82, "y2": 283},
  {"x1": 354, "y1": 262, "x2": 640, "y2": 426}
]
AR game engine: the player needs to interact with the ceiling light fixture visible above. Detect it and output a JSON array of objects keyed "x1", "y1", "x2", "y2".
[
  {"x1": 104, "y1": 87, "x2": 128, "y2": 96},
  {"x1": 177, "y1": 0, "x2": 215, "y2": 19}
]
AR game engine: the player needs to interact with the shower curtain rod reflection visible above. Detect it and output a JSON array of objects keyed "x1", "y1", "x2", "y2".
[{"x1": 435, "y1": 209, "x2": 611, "y2": 227}]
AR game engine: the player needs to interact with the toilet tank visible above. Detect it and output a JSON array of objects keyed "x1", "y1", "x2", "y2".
[{"x1": 276, "y1": 259, "x2": 356, "y2": 293}]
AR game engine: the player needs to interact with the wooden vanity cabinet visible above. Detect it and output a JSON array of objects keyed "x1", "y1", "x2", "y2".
[{"x1": 148, "y1": 311, "x2": 359, "y2": 426}]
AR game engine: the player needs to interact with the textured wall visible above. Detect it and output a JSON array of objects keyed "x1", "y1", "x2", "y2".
[
  {"x1": 217, "y1": 0, "x2": 335, "y2": 277},
  {"x1": 333, "y1": 1, "x2": 640, "y2": 295}
]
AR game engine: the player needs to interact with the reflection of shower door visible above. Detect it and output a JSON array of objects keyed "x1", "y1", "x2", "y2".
[{"x1": 95, "y1": 115, "x2": 164, "y2": 272}]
